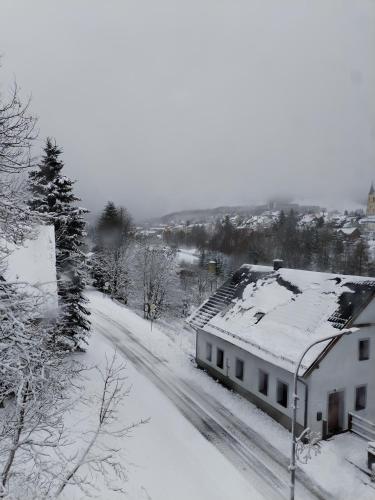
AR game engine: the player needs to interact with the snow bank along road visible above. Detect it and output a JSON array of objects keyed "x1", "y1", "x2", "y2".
[{"x1": 90, "y1": 295, "x2": 331, "y2": 500}]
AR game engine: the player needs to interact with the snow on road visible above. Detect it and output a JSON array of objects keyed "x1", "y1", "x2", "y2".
[{"x1": 69, "y1": 323, "x2": 262, "y2": 500}]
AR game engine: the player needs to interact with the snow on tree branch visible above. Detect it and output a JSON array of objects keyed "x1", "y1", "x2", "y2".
[{"x1": 54, "y1": 352, "x2": 149, "y2": 497}]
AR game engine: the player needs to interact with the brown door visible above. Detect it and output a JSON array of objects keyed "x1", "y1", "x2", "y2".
[{"x1": 328, "y1": 391, "x2": 344, "y2": 434}]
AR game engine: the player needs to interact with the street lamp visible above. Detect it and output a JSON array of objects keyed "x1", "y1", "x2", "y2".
[{"x1": 289, "y1": 328, "x2": 355, "y2": 500}]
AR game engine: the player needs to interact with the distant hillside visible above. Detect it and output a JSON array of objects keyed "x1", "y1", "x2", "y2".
[
  {"x1": 154, "y1": 202, "x2": 323, "y2": 225},
  {"x1": 159, "y1": 205, "x2": 258, "y2": 224}
]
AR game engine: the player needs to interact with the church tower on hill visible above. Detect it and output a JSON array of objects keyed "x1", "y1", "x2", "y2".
[{"x1": 367, "y1": 183, "x2": 375, "y2": 216}]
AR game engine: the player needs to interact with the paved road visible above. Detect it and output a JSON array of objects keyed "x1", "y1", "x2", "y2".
[{"x1": 91, "y1": 306, "x2": 331, "y2": 500}]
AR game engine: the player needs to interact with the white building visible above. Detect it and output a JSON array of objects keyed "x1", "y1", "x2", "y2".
[
  {"x1": 1, "y1": 224, "x2": 58, "y2": 316},
  {"x1": 188, "y1": 263, "x2": 375, "y2": 441}
]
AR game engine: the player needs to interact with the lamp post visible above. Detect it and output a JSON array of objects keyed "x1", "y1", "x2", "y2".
[{"x1": 289, "y1": 329, "x2": 354, "y2": 500}]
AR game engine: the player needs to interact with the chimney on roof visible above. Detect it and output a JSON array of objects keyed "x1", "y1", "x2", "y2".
[{"x1": 273, "y1": 259, "x2": 283, "y2": 271}]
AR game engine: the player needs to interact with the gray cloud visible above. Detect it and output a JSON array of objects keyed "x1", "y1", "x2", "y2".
[{"x1": 1, "y1": 0, "x2": 374, "y2": 220}]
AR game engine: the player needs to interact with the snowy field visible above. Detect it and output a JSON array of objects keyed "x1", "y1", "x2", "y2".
[
  {"x1": 65, "y1": 290, "x2": 375, "y2": 500},
  {"x1": 176, "y1": 248, "x2": 199, "y2": 265}
]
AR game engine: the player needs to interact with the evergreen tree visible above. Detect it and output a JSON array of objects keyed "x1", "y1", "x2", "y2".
[
  {"x1": 221, "y1": 216, "x2": 235, "y2": 254},
  {"x1": 92, "y1": 202, "x2": 134, "y2": 303},
  {"x1": 96, "y1": 202, "x2": 120, "y2": 241},
  {"x1": 95, "y1": 202, "x2": 133, "y2": 249},
  {"x1": 29, "y1": 138, "x2": 90, "y2": 349},
  {"x1": 346, "y1": 238, "x2": 369, "y2": 276}
]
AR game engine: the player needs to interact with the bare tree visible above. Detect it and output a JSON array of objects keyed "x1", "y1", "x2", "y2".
[
  {"x1": 140, "y1": 245, "x2": 177, "y2": 321},
  {"x1": 0, "y1": 79, "x2": 37, "y2": 174},
  {"x1": 54, "y1": 353, "x2": 148, "y2": 497},
  {"x1": 0, "y1": 281, "x2": 146, "y2": 499},
  {"x1": 0, "y1": 72, "x2": 39, "y2": 271},
  {"x1": 0, "y1": 282, "x2": 78, "y2": 499},
  {"x1": 0, "y1": 177, "x2": 39, "y2": 273},
  {"x1": 295, "y1": 428, "x2": 321, "y2": 465},
  {"x1": 93, "y1": 240, "x2": 134, "y2": 304}
]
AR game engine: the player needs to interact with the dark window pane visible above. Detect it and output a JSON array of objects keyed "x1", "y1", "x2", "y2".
[
  {"x1": 355, "y1": 386, "x2": 367, "y2": 411},
  {"x1": 216, "y1": 348, "x2": 224, "y2": 369},
  {"x1": 359, "y1": 340, "x2": 370, "y2": 361},
  {"x1": 259, "y1": 370, "x2": 269, "y2": 396},
  {"x1": 235, "y1": 359, "x2": 244, "y2": 380},
  {"x1": 277, "y1": 381, "x2": 288, "y2": 408},
  {"x1": 206, "y1": 342, "x2": 212, "y2": 362},
  {"x1": 254, "y1": 312, "x2": 265, "y2": 324}
]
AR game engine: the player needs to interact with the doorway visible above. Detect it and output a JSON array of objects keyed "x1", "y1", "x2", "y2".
[{"x1": 328, "y1": 390, "x2": 345, "y2": 435}]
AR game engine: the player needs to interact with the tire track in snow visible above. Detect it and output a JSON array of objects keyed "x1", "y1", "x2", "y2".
[
  {"x1": 92, "y1": 308, "x2": 329, "y2": 500},
  {"x1": 180, "y1": 380, "x2": 331, "y2": 500},
  {"x1": 93, "y1": 315, "x2": 284, "y2": 500}
]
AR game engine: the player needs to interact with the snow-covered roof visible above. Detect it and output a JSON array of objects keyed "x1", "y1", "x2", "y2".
[
  {"x1": 189, "y1": 264, "x2": 375, "y2": 373},
  {"x1": 360, "y1": 216, "x2": 375, "y2": 224},
  {"x1": 336, "y1": 227, "x2": 359, "y2": 236}
]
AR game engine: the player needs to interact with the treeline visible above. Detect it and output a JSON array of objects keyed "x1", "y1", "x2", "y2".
[
  {"x1": 91, "y1": 202, "x2": 178, "y2": 320},
  {"x1": 0, "y1": 71, "x2": 129, "y2": 497},
  {"x1": 164, "y1": 211, "x2": 374, "y2": 276},
  {"x1": 91, "y1": 202, "x2": 224, "y2": 320}
]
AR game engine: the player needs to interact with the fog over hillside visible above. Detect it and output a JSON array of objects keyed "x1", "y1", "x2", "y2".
[{"x1": 0, "y1": 0, "x2": 374, "y2": 219}]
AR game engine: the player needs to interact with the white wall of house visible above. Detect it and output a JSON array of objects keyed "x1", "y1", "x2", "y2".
[
  {"x1": 3, "y1": 225, "x2": 58, "y2": 316},
  {"x1": 353, "y1": 298, "x2": 375, "y2": 325},
  {"x1": 196, "y1": 329, "x2": 307, "y2": 431},
  {"x1": 307, "y1": 325, "x2": 375, "y2": 435},
  {"x1": 198, "y1": 319, "x2": 375, "y2": 438}
]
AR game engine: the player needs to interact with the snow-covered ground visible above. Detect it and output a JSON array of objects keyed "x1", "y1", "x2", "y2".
[
  {"x1": 68, "y1": 290, "x2": 375, "y2": 499},
  {"x1": 176, "y1": 248, "x2": 199, "y2": 265},
  {"x1": 63, "y1": 324, "x2": 261, "y2": 500}
]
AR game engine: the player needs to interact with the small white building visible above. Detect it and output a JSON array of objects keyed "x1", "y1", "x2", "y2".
[
  {"x1": 188, "y1": 263, "x2": 375, "y2": 441},
  {"x1": 1, "y1": 224, "x2": 58, "y2": 316}
]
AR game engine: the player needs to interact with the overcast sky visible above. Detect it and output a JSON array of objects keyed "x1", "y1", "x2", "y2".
[{"x1": 1, "y1": 0, "x2": 374, "y2": 220}]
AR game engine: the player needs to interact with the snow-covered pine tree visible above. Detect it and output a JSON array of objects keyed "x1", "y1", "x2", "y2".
[{"x1": 29, "y1": 138, "x2": 90, "y2": 349}]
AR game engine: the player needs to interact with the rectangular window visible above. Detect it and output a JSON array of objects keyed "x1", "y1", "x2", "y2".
[
  {"x1": 216, "y1": 348, "x2": 224, "y2": 369},
  {"x1": 206, "y1": 342, "x2": 212, "y2": 362},
  {"x1": 235, "y1": 359, "x2": 244, "y2": 380},
  {"x1": 258, "y1": 370, "x2": 269, "y2": 396},
  {"x1": 359, "y1": 339, "x2": 370, "y2": 361},
  {"x1": 277, "y1": 380, "x2": 288, "y2": 408},
  {"x1": 355, "y1": 385, "x2": 367, "y2": 411}
]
